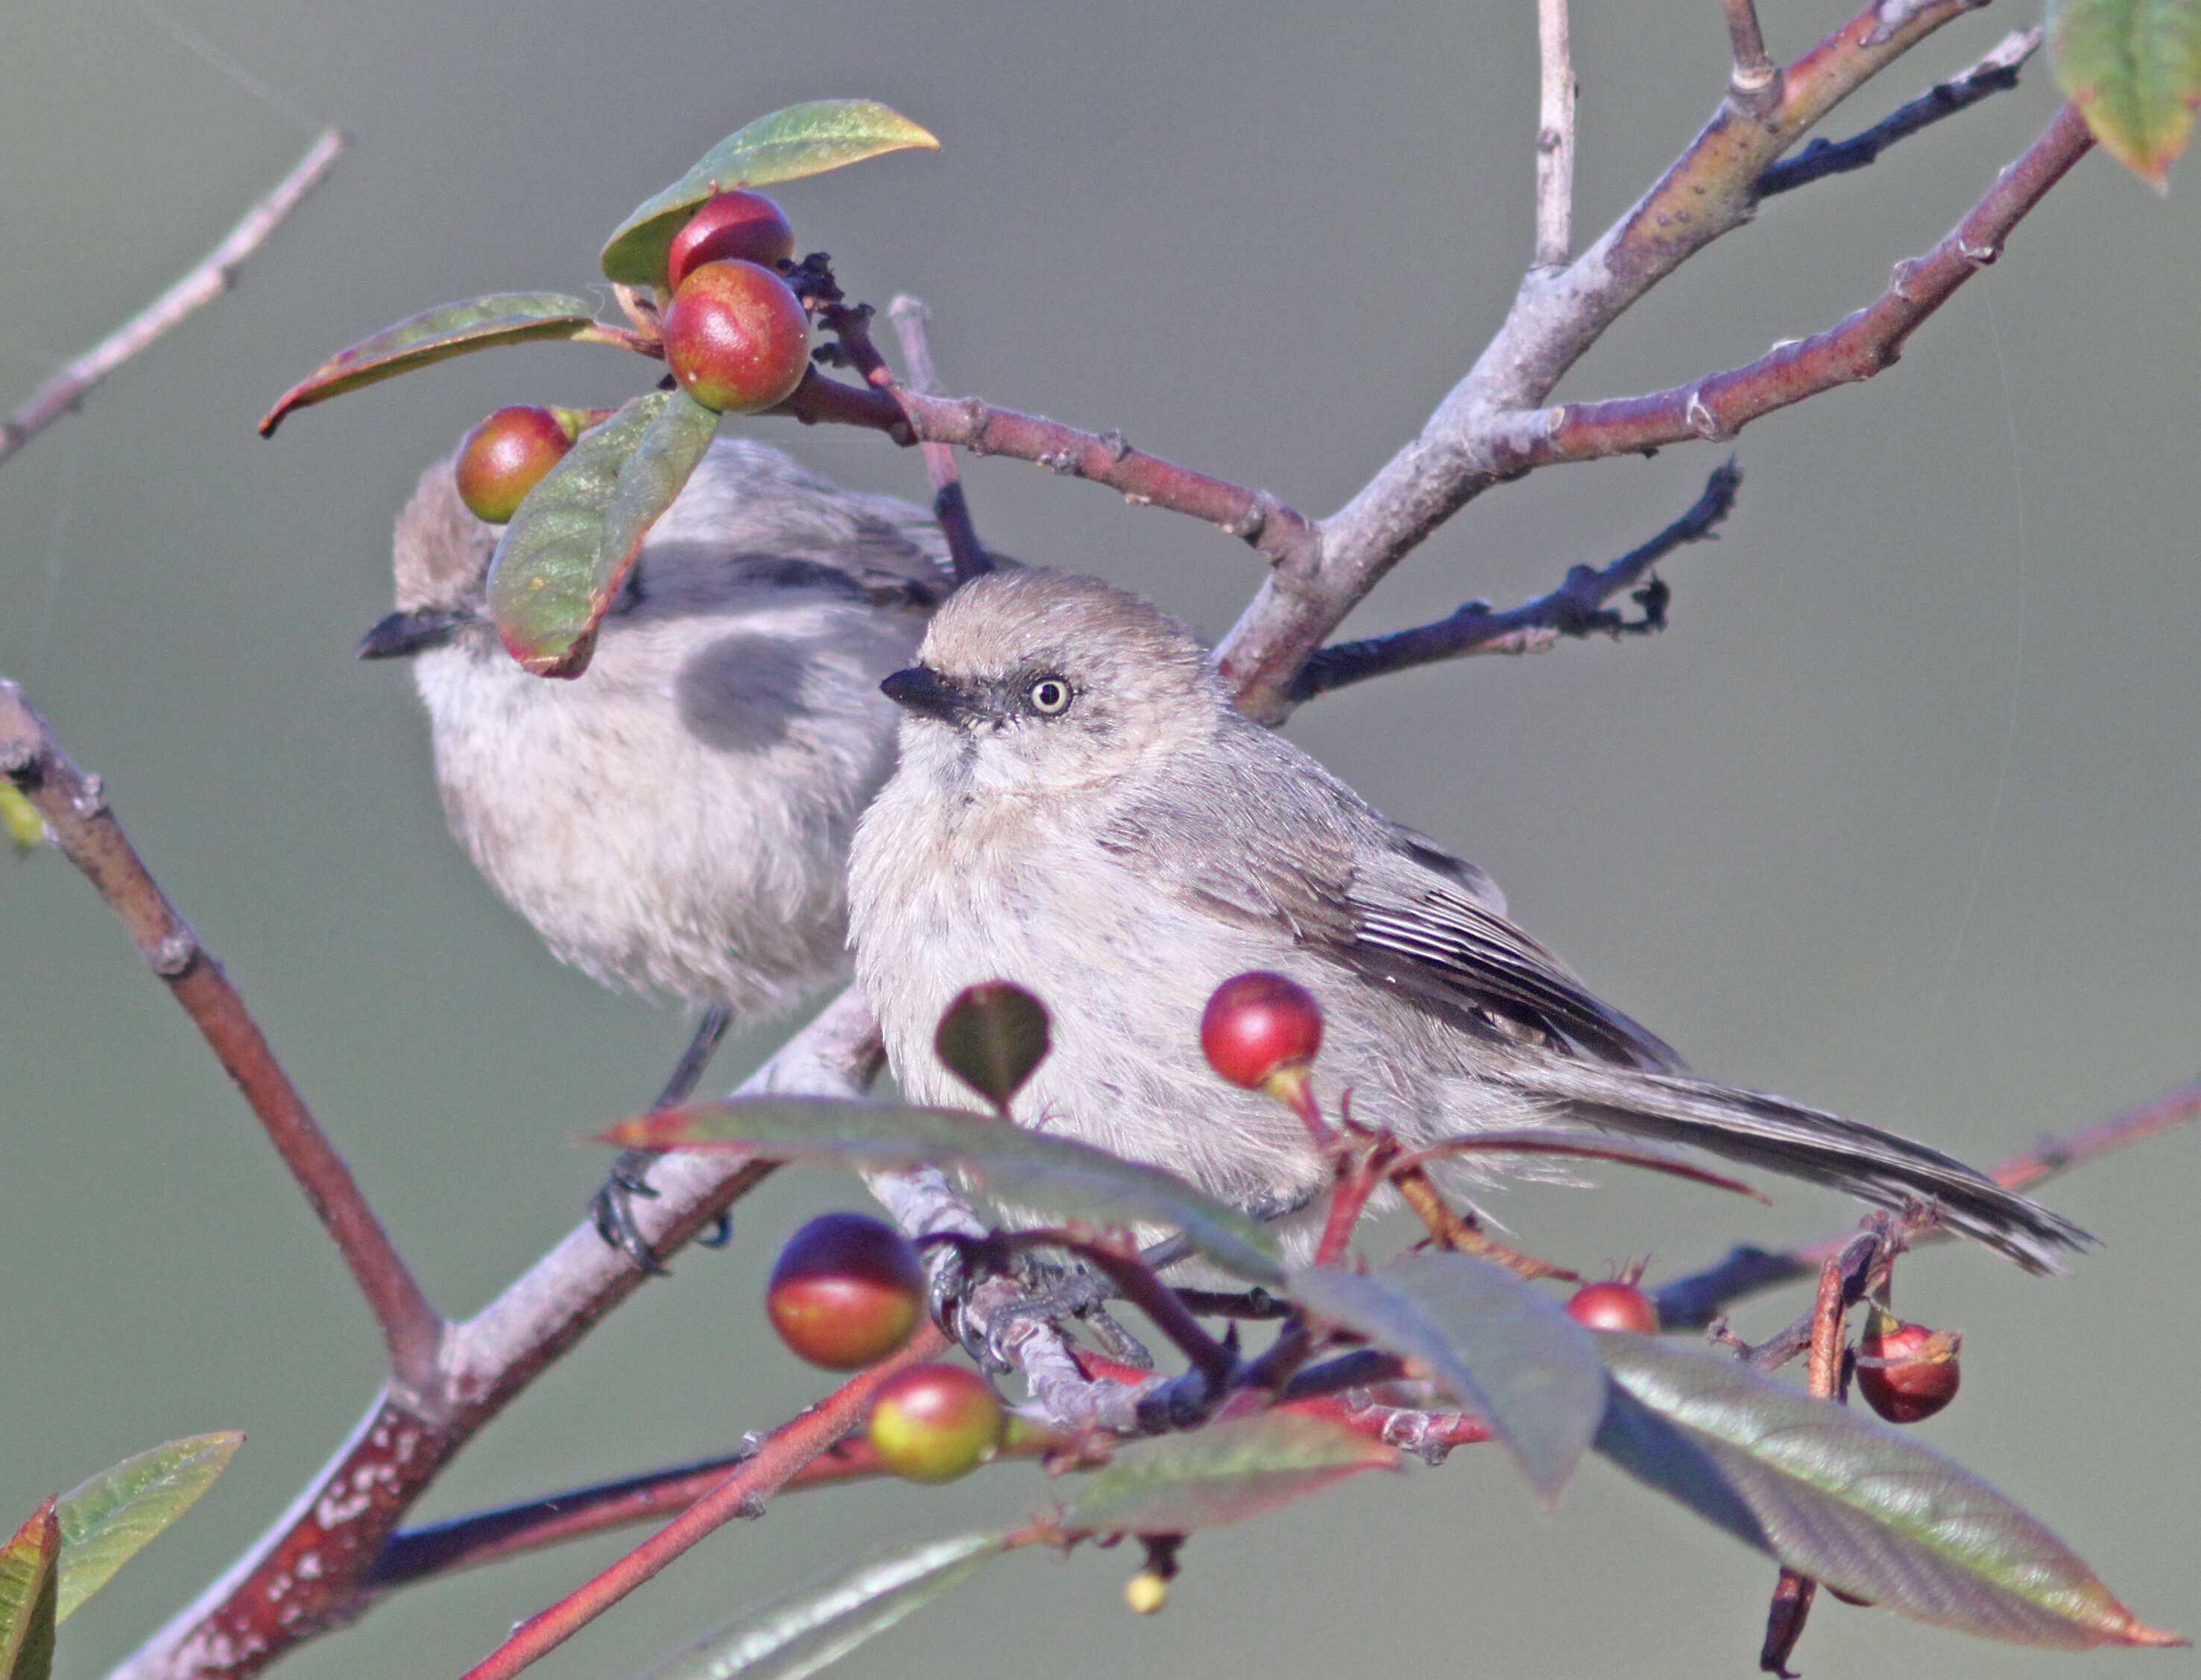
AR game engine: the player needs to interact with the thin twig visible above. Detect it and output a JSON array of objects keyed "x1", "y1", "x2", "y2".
[
  {"x1": 0, "y1": 680, "x2": 443, "y2": 1394},
  {"x1": 1533, "y1": 0, "x2": 1576, "y2": 271},
  {"x1": 106, "y1": 992, "x2": 880, "y2": 1680},
  {"x1": 1725, "y1": 0, "x2": 1782, "y2": 113},
  {"x1": 452, "y1": 1327, "x2": 949, "y2": 1680},
  {"x1": 988, "y1": 1230, "x2": 1239, "y2": 1395},
  {"x1": 1216, "y1": 0, "x2": 1995, "y2": 720},
  {"x1": 781, "y1": 373, "x2": 1316, "y2": 576},
  {"x1": 1758, "y1": 1247, "x2": 1853, "y2": 1674},
  {"x1": 1654, "y1": 1073, "x2": 2201, "y2": 1329},
  {"x1": 0, "y1": 130, "x2": 344, "y2": 470},
  {"x1": 1758, "y1": 28, "x2": 2044, "y2": 198},
  {"x1": 1292, "y1": 461, "x2": 1737, "y2": 700},
  {"x1": 1502, "y1": 103, "x2": 2095, "y2": 467},
  {"x1": 887, "y1": 296, "x2": 993, "y2": 583}
]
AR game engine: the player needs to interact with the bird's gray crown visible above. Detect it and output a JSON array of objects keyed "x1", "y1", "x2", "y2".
[{"x1": 915, "y1": 567, "x2": 1208, "y2": 690}]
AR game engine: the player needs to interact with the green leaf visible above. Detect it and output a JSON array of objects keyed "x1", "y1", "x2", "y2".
[
  {"x1": 1286, "y1": 1254, "x2": 1605, "y2": 1505},
  {"x1": 601, "y1": 101, "x2": 941, "y2": 286},
  {"x1": 640, "y1": 1532, "x2": 1011, "y2": 1680},
  {"x1": 54, "y1": 1433, "x2": 241, "y2": 1622},
  {"x1": 1060, "y1": 1413, "x2": 1396, "y2": 1537},
  {"x1": 1, "y1": 785, "x2": 43, "y2": 857},
  {"x1": 0, "y1": 1502, "x2": 58, "y2": 1680},
  {"x1": 604, "y1": 1096, "x2": 1284, "y2": 1284},
  {"x1": 257, "y1": 294, "x2": 607, "y2": 435},
  {"x1": 485, "y1": 388, "x2": 721, "y2": 676},
  {"x1": 933, "y1": 982, "x2": 1051, "y2": 1111},
  {"x1": 1593, "y1": 1333, "x2": 2182, "y2": 1647},
  {"x1": 2052, "y1": 0, "x2": 2201, "y2": 186}
]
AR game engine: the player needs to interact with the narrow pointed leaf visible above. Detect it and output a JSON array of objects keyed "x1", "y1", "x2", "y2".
[
  {"x1": 1061, "y1": 1413, "x2": 1397, "y2": 1538},
  {"x1": 1594, "y1": 1333, "x2": 2182, "y2": 1648},
  {"x1": 485, "y1": 388, "x2": 720, "y2": 676},
  {"x1": 2051, "y1": 0, "x2": 2201, "y2": 186},
  {"x1": 934, "y1": 982, "x2": 1051, "y2": 1110},
  {"x1": 54, "y1": 1433, "x2": 241, "y2": 1622},
  {"x1": 601, "y1": 101, "x2": 941, "y2": 285},
  {"x1": 604, "y1": 1097, "x2": 1283, "y2": 1283},
  {"x1": 641, "y1": 1532, "x2": 1011, "y2": 1680},
  {"x1": 0, "y1": 1503, "x2": 58, "y2": 1680},
  {"x1": 1286, "y1": 1254, "x2": 1605, "y2": 1504},
  {"x1": 257, "y1": 294, "x2": 604, "y2": 435}
]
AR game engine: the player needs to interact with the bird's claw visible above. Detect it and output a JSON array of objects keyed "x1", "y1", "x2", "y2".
[{"x1": 591, "y1": 1147, "x2": 672, "y2": 1275}]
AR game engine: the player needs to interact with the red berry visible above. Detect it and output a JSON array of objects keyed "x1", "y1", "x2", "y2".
[
  {"x1": 765, "y1": 1211, "x2": 925, "y2": 1371},
  {"x1": 866, "y1": 1363, "x2": 1004, "y2": 1483},
  {"x1": 454, "y1": 405, "x2": 575, "y2": 523},
  {"x1": 1855, "y1": 1311, "x2": 1961, "y2": 1424},
  {"x1": 1200, "y1": 972, "x2": 1323, "y2": 1092},
  {"x1": 664, "y1": 189, "x2": 795, "y2": 292},
  {"x1": 660, "y1": 259, "x2": 811, "y2": 414},
  {"x1": 1565, "y1": 1280, "x2": 1660, "y2": 1333}
]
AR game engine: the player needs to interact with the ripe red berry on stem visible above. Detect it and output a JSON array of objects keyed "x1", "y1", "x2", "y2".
[
  {"x1": 1856, "y1": 1310, "x2": 1961, "y2": 1424},
  {"x1": 866, "y1": 1363, "x2": 1004, "y2": 1483},
  {"x1": 454, "y1": 405, "x2": 575, "y2": 523},
  {"x1": 1565, "y1": 1279, "x2": 1660, "y2": 1333},
  {"x1": 1201, "y1": 972, "x2": 1322, "y2": 1088},
  {"x1": 765, "y1": 1211, "x2": 925, "y2": 1371},
  {"x1": 664, "y1": 189, "x2": 795, "y2": 291},
  {"x1": 661, "y1": 259, "x2": 811, "y2": 414}
]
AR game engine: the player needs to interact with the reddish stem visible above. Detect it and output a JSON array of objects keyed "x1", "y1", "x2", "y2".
[
  {"x1": 451, "y1": 1325, "x2": 947, "y2": 1680},
  {"x1": 0, "y1": 682, "x2": 443, "y2": 1394},
  {"x1": 780, "y1": 373, "x2": 1316, "y2": 575},
  {"x1": 1509, "y1": 104, "x2": 2096, "y2": 468},
  {"x1": 886, "y1": 294, "x2": 994, "y2": 584}
]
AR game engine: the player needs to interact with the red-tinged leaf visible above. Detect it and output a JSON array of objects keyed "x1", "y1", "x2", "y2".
[
  {"x1": 0, "y1": 1502, "x2": 58, "y2": 1680},
  {"x1": 933, "y1": 983, "x2": 1050, "y2": 1111},
  {"x1": 2052, "y1": 0, "x2": 2201, "y2": 186},
  {"x1": 601, "y1": 101, "x2": 940, "y2": 286},
  {"x1": 55, "y1": 1433, "x2": 241, "y2": 1622},
  {"x1": 257, "y1": 294, "x2": 609, "y2": 435},
  {"x1": 1594, "y1": 1333, "x2": 2184, "y2": 1648},
  {"x1": 1286, "y1": 1254, "x2": 1605, "y2": 1505},
  {"x1": 640, "y1": 1532, "x2": 1013, "y2": 1680},
  {"x1": 1059, "y1": 1414, "x2": 1398, "y2": 1538},
  {"x1": 1398, "y1": 1129, "x2": 1768, "y2": 1201},
  {"x1": 601, "y1": 1096, "x2": 1283, "y2": 1284},
  {"x1": 484, "y1": 388, "x2": 720, "y2": 676}
]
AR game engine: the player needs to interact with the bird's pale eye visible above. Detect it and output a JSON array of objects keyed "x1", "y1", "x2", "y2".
[{"x1": 1025, "y1": 675, "x2": 1073, "y2": 716}]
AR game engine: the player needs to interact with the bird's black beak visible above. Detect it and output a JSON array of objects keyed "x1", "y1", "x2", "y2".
[
  {"x1": 358, "y1": 607, "x2": 464, "y2": 660},
  {"x1": 880, "y1": 665, "x2": 973, "y2": 722}
]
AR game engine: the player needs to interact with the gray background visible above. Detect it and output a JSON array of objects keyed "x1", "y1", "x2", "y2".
[{"x1": 2, "y1": 2, "x2": 2194, "y2": 1678}]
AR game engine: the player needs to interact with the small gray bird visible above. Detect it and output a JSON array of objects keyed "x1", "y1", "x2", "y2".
[
  {"x1": 365, "y1": 438, "x2": 954, "y2": 1257},
  {"x1": 849, "y1": 566, "x2": 2088, "y2": 1273}
]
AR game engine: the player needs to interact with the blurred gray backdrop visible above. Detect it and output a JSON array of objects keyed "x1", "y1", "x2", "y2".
[{"x1": 2, "y1": 2, "x2": 2195, "y2": 1678}]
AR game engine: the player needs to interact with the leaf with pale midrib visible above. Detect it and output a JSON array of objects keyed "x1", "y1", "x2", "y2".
[
  {"x1": 257, "y1": 294, "x2": 600, "y2": 434},
  {"x1": 1593, "y1": 1333, "x2": 2182, "y2": 1648},
  {"x1": 1286, "y1": 1253, "x2": 1605, "y2": 1504},
  {"x1": 601, "y1": 101, "x2": 940, "y2": 286},
  {"x1": 486, "y1": 389, "x2": 721, "y2": 677},
  {"x1": 604, "y1": 1096, "x2": 1283, "y2": 1283},
  {"x1": 1061, "y1": 1412, "x2": 1397, "y2": 1537},
  {"x1": 640, "y1": 1533, "x2": 1010, "y2": 1680}
]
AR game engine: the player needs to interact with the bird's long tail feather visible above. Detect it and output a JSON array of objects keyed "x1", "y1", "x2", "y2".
[{"x1": 1495, "y1": 1058, "x2": 2091, "y2": 1274}]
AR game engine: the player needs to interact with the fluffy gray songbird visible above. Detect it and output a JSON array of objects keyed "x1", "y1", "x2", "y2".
[
  {"x1": 367, "y1": 438, "x2": 951, "y2": 1015},
  {"x1": 366, "y1": 439, "x2": 954, "y2": 1256},
  {"x1": 848, "y1": 567, "x2": 2088, "y2": 1274}
]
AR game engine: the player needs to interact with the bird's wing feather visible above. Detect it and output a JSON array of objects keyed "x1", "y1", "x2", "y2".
[{"x1": 1094, "y1": 721, "x2": 1681, "y2": 1071}]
